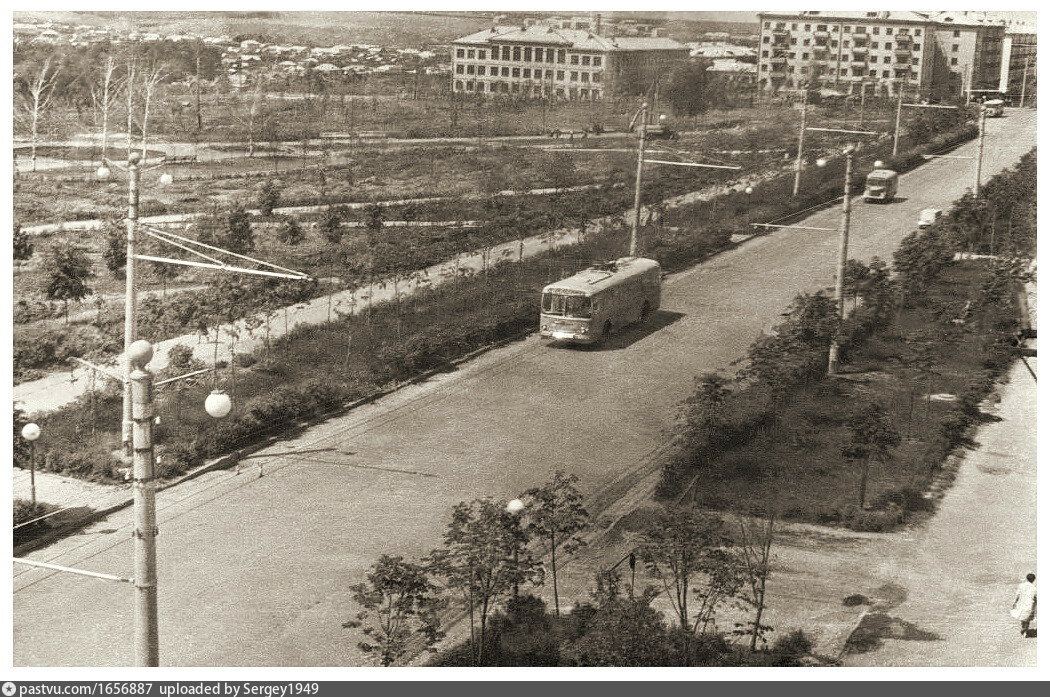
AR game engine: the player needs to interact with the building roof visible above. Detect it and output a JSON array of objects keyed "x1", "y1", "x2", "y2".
[
  {"x1": 454, "y1": 25, "x2": 686, "y2": 52},
  {"x1": 759, "y1": 10, "x2": 933, "y2": 24}
]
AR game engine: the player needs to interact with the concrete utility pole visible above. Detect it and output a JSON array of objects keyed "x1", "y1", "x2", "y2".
[
  {"x1": 892, "y1": 83, "x2": 905, "y2": 156},
  {"x1": 123, "y1": 152, "x2": 141, "y2": 460},
  {"x1": 974, "y1": 105, "x2": 987, "y2": 196},
  {"x1": 827, "y1": 144, "x2": 856, "y2": 376},
  {"x1": 630, "y1": 102, "x2": 649, "y2": 256},
  {"x1": 792, "y1": 91, "x2": 808, "y2": 197},
  {"x1": 129, "y1": 340, "x2": 159, "y2": 667}
]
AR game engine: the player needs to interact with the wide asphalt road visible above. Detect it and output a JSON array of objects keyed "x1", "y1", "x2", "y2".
[{"x1": 12, "y1": 109, "x2": 1036, "y2": 667}]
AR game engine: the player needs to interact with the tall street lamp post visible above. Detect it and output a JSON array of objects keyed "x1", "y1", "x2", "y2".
[
  {"x1": 629, "y1": 103, "x2": 650, "y2": 256},
  {"x1": 21, "y1": 422, "x2": 41, "y2": 507}
]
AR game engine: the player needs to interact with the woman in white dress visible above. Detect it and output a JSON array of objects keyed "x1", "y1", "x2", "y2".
[{"x1": 1011, "y1": 573, "x2": 1037, "y2": 637}]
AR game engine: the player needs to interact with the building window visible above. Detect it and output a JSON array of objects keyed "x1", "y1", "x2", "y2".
[
  {"x1": 512, "y1": 67, "x2": 519, "y2": 77},
  {"x1": 466, "y1": 81, "x2": 474, "y2": 91},
  {"x1": 570, "y1": 54, "x2": 579, "y2": 64},
  {"x1": 593, "y1": 71, "x2": 601, "y2": 83},
  {"x1": 502, "y1": 46, "x2": 510, "y2": 60},
  {"x1": 805, "y1": 24, "x2": 811, "y2": 31},
  {"x1": 466, "y1": 65, "x2": 474, "y2": 74},
  {"x1": 802, "y1": 52, "x2": 809, "y2": 59},
  {"x1": 803, "y1": 38, "x2": 810, "y2": 46},
  {"x1": 951, "y1": 57, "x2": 958, "y2": 65},
  {"x1": 523, "y1": 68, "x2": 531, "y2": 78},
  {"x1": 467, "y1": 49, "x2": 475, "y2": 59},
  {"x1": 763, "y1": 21, "x2": 770, "y2": 28},
  {"x1": 456, "y1": 49, "x2": 464, "y2": 58},
  {"x1": 869, "y1": 69, "x2": 876, "y2": 77},
  {"x1": 593, "y1": 57, "x2": 601, "y2": 67},
  {"x1": 792, "y1": 23, "x2": 797, "y2": 30},
  {"x1": 456, "y1": 64, "x2": 464, "y2": 74},
  {"x1": 840, "y1": 68, "x2": 848, "y2": 75},
  {"x1": 914, "y1": 29, "x2": 921, "y2": 35},
  {"x1": 952, "y1": 44, "x2": 959, "y2": 52},
  {"x1": 763, "y1": 36, "x2": 770, "y2": 43},
  {"x1": 546, "y1": 69, "x2": 553, "y2": 78},
  {"x1": 582, "y1": 55, "x2": 591, "y2": 66},
  {"x1": 512, "y1": 46, "x2": 520, "y2": 61},
  {"x1": 883, "y1": 70, "x2": 889, "y2": 77},
  {"x1": 843, "y1": 26, "x2": 850, "y2": 33},
  {"x1": 884, "y1": 56, "x2": 890, "y2": 63},
  {"x1": 885, "y1": 42, "x2": 892, "y2": 50},
  {"x1": 455, "y1": 80, "x2": 463, "y2": 89},
  {"x1": 843, "y1": 40, "x2": 850, "y2": 48},
  {"x1": 581, "y1": 72, "x2": 589, "y2": 82},
  {"x1": 912, "y1": 57, "x2": 919, "y2": 65},
  {"x1": 817, "y1": 24, "x2": 827, "y2": 31},
  {"x1": 490, "y1": 66, "x2": 498, "y2": 76},
  {"x1": 791, "y1": 38, "x2": 797, "y2": 45},
  {"x1": 547, "y1": 48, "x2": 555, "y2": 63},
  {"x1": 831, "y1": 40, "x2": 837, "y2": 47},
  {"x1": 501, "y1": 66, "x2": 509, "y2": 76},
  {"x1": 512, "y1": 83, "x2": 519, "y2": 92},
  {"x1": 524, "y1": 47, "x2": 532, "y2": 61},
  {"x1": 570, "y1": 71, "x2": 578, "y2": 81},
  {"x1": 556, "y1": 70, "x2": 565, "y2": 80},
  {"x1": 479, "y1": 50, "x2": 486, "y2": 59},
  {"x1": 953, "y1": 30, "x2": 960, "y2": 38},
  {"x1": 872, "y1": 27, "x2": 879, "y2": 35}
]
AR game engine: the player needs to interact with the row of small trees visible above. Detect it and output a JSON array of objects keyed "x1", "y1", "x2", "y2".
[{"x1": 347, "y1": 471, "x2": 781, "y2": 667}]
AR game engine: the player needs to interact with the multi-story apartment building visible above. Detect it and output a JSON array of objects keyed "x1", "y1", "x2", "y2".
[
  {"x1": 451, "y1": 24, "x2": 688, "y2": 100},
  {"x1": 757, "y1": 11, "x2": 1005, "y2": 100},
  {"x1": 999, "y1": 27, "x2": 1036, "y2": 100}
]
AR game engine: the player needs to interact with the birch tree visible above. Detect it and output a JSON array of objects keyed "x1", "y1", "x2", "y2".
[
  {"x1": 19, "y1": 59, "x2": 61, "y2": 172},
  {"x1": 140, "y1": 64, "x2": 166, "y2": 160},
  {"x1": 90, "y1": 55, "x2": 118, "y2": 163}
]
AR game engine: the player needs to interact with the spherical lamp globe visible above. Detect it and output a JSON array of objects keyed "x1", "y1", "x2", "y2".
[
  {"x1": 745, "y1": 186, "x2": 754, "y2": 195},
  {"x1": 96, "y1": 165, "x2": 112, "y2": 180},
  {"x1": 159, "y1": 173, "x2": 174, "y2": 186},
  {"x1": 127, "y1": 340, "x2": 154, "y2": 369},
  {"x1": 873, "y1": 160, "x2": 885, "y2": 169},
  {"x1": 205, "y1": 391, "x2": 233, "y2": 419},
  {"x1": 816, "y1": 158, "x2": 828, "y2": 168},
  {"x1": 21, "y1": 423, "x2": 41, "y2": 442},
  {"x1": 506, "y1": 498, "x2": 525, "y2": 515}
]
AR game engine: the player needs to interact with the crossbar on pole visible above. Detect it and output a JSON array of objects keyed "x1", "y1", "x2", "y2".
[
  {"x1": 923, "y1": 155, "x2": 974, "y2": 160},
  {"x1": 903, "y1": 103, "x2": 959, "y2": 109},
  {"x1": 70, "y1": 356, "x2": 123, "y2": 383},
  {"x1": 132, "y1": 255, "x2": 311, "y2": 280},
  {"x1": 643, "y1": 159, "x2": 742, "y2": 170},
  {"x1": 750, "y1": 223, "x2": 839, "y2": 232},
  {"x1": 155, "y1": 367, "x2": 214, "y2": 387},
  {"x1": 805, "y1": 127, "x2": 880, "y2": 135},
  {"x1": 14, "y1": 558, "x2": 133, "y2": 584}
]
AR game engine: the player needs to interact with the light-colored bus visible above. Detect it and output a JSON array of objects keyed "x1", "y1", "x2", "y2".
[
  {"x1": 984, "y1": 99, "x2": 1005, "y2": 117},
  {"x1": 540, "y1": 257, "x2": 662, "y2": 345},
  {"x1": 864, "y1": 169, "x2": 898, "y2": 203}
]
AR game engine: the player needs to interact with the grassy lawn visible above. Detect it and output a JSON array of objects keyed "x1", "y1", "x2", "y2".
[{"x1": 677, "y1": 261, "x2": 1020, "y2": 527}]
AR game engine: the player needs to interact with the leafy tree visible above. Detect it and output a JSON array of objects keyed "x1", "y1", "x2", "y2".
[
  {"x1": 521, "y1": 470, "x2": 589, "y2": 616},
  {"x1": 101, "y1": 220, "x2": 127, "y2": 278},
  {"x1": 428, "y1": 498, "x2": 542, "y2": 665},
  {"x1": 667, "y1": 59, "x2": 717, "y2": 121},
  {"x1": 736, "y1": 513, "x2": 776, "y2": 652},
  {"x1": 42, "y1": 243, "x2": 93, "y2": 320},
  {"x1": 638, "y1": 507, "x2": 732, "y2": 632},
  {"x1": 257, "y1": 179, "x2": 280, "y2": 217},
  {"x1": 320, "y1": 205, "x2": 344, "y2": 245},
  {"x1": 277, "y1": 216, "x2": 304, "y2": 246},
  {"x1": 344, "y1": 555, "x2": 445, "y2": 666},
  {"x1": 219, "y1": 204, "x2": 254, "y2": 254},
  {"x1": 842, "y1": 403, "x2": 901, "y2": 508},
  {"x1": 13, "y1": 224, "x2": 34, "y2": 263},
  {"x1": 564, "y1": 571, "x2": 677, "y2": 667}
]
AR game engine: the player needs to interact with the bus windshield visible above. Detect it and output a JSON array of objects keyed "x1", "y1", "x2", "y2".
[{"x1": 542, "y1": 292, "x2": 592, "y2": 318}]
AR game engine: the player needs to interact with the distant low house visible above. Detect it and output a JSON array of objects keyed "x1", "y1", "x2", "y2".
[{"x1": 707, "y1": 58, "x2": 758, "y2": 85}]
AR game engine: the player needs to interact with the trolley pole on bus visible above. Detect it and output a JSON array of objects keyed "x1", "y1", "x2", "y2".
[
  {"x1": 827, "y1": 144, "x2": 856, "y2": 377},
  {"x1": 630, "y1": 102, "x2": 649, "y2": 256}
]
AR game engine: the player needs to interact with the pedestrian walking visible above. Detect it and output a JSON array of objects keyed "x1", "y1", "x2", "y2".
[{"x1": 1011, "y1": 573, "x2": 1037, "y2": 637}]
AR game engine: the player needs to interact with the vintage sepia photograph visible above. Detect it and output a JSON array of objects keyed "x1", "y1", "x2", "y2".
[{"x1": 8, "y1": 5, "x2": 1038, "y2": 674}]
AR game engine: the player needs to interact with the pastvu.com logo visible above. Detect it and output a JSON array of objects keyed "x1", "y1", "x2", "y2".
[{"x1": 2, "y1": 682, "x2": 17, "y2": 696}]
